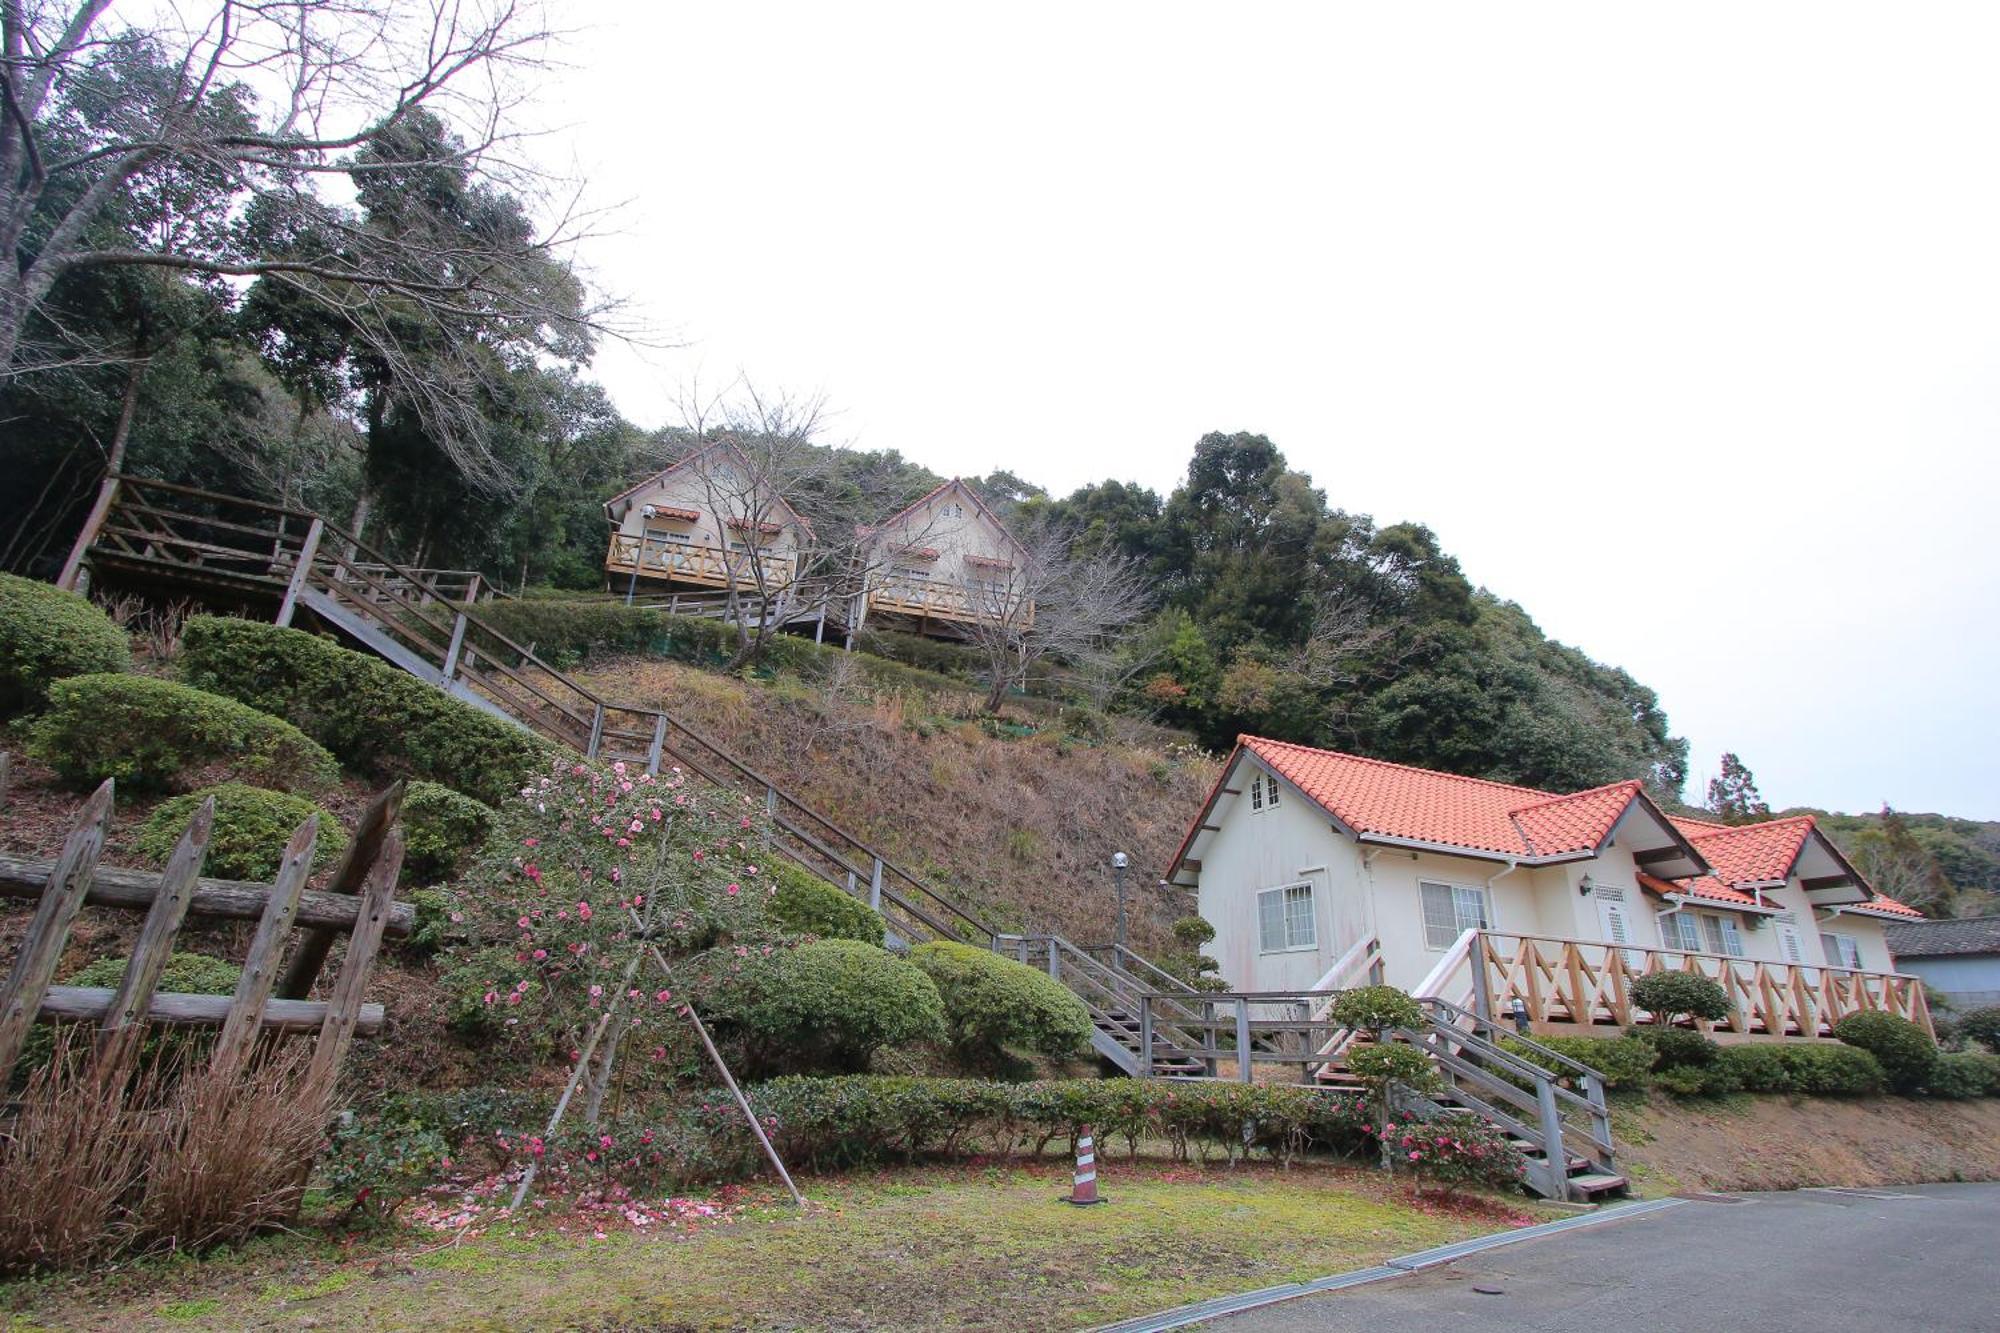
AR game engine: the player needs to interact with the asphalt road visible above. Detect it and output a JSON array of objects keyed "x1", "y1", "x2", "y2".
[{"x1": 1209, "y1": 1184, "x2": 2000, "y2": 1332}]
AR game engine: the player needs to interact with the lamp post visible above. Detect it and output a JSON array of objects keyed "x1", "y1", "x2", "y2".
[{"x1": 1112, "y1": 852, "x2": 1130, "y2": 957}]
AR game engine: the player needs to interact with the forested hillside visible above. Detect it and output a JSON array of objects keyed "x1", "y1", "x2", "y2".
[{"x1": 1807, "y1": 809, "x2": 2000, "y2": 920}]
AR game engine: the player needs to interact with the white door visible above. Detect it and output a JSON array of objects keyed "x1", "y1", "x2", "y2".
[{"x1": 1596, "y1": 894, "x2": 1642, "y2": 969}]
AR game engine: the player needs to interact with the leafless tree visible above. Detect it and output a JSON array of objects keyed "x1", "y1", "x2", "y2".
[
  {"x1": 959, "y1": 519, "x2": 1152, "y2": 713},
  {"x1": 1, "y1": 0, "x2": 615, "y2": 483},
  {"x1": 1288, "y1": 588, "x2": 1392, "y2": 691}
]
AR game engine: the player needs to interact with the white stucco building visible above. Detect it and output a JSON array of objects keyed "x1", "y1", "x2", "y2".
[{"x1": 1168, "y1": 736, "x2": 1931, "y2": 1039}]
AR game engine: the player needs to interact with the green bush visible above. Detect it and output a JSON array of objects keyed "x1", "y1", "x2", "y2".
[
  {"x1": 65, "y1": 950, "x2": 242, "y2": 996},
  {"x1": 136, "y1": 783, "x2": 346, "y2": 880},
  {"x1": 908, "y1": 941, "x2": 1095, "y2": 1073},
  {"x1": 1833, "y1": 1012, "x2": 1938, "y2": 1093},
  {"x1": 1922, "y1": 1051, "x2": 2000, "y2": 1099},
  {"x1": 467, "y1": 598, "x2": 674, "y2": 669},
  {"x1": 1958, "y1": 1006, "x2": 2000, "y2": 1054},
  {"x1": 852, "y1": 628, "x2": 985, "y2": 680},
  {"x1": 321, "y1": 1102, "x2": 453, "y2": 1221},
  {"x1": 1630, "y1": 1024, "x2": 1719, "y2": 1071},
  {"x1": 27, "y1": 673, "x2": 336, "y2": 792},
  {"x1": 1501, "y1": 1034, "x2": 1657, "y2": 1090},
  {"x1": 1329, "y1": 985, "x2": 1424, "y2": 1033},
  {"x1": 0, "y1": 573, "x2": 131, "y2": 715},
  {"x1": 648, "y1": 1076, "x2": 1378, "y2": 1180},
  {"x1": 398, "y1": 780, "x2": 495, "y2": 882},
  {"x1": 1710, "y1": 1042, "x2": 1886, "y2": 1096},
  {"x1": 178, "y1": 616, "x2": 550, "y2": 806},
  {"x1": 1345, "y1": 1042, "x2": 1442, "y2": 1096},
  {"x1": 765, "y1": 861, "x2": 886, "y2": 943},
  {"x1": 1653, "y1": 1065, "x2": 1726, "y2": 1096},
  {"x1": 1629, "y1": 971, "x2": 1731, "y2": 1026},
  {"x1": 706, "y1": 939, "x2": 946, "y2": 1077}
]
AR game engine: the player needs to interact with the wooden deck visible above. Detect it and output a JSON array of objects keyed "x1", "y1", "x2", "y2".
[{"x1": 604, "y1": 532, "x2": 794, "y2": 592}]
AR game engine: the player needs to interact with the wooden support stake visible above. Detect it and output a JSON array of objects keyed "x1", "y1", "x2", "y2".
[
  {"x1": 98, "y1": 796, "x2": 214, "y2": 1068},
  {"x1": 278, "y1": 782, "x2": 405, "y2": 1000},
  {"x1": 56, "y1": 474, "x2": 120, "y2": 591},
  {"x1": 275, "y1": 517, "x2": 324, "y2": 628},
  {"x1": 305, "y1": 828, "x2": 405, "y2": 1098},
  {"x1": 211, "y1": 815, "x2": 317, "y2": 1083},
  {"x1": 510, "y1": 1007, "x2": 619, "y2": 1212},
  {"x1": 0, "y1": 750, "x2": 10, "y2": 809},
  {"x1": 0, "y1": 780, "x2": 114, "y2": 1083}
]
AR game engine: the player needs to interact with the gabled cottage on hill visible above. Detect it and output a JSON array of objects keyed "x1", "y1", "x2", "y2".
[
  {"x1": 1170, "y1": 736, "x2": 1931, "y2": 1038},
  {"x1": 602, "y1": 443, "x2": 814, "y2": 600},
  {"x1": 848, "y1": 478, "x2": 1033, "y2": 641}
]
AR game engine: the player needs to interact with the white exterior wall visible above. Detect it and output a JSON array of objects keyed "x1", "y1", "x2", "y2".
[
  {"x1": 866, "y1": 488, "x2": 1019, "y2": 591},
  {"x1": 1195, "y1": 761, "x2": 1370, "y2": 992},
  {"x1": 612, "y1": 466, "x2": 803, "y2": 559}
]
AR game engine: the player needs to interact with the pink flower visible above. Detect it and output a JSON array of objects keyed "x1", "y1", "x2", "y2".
[
  {"x1": 655, "y1": 989, "x2": 672, "y2": 1003},
  {"x1": 600, "y1": 1134, "x2": 614, "y2": 1149},
  {"x1": 518, "y1": 916, "x2": 531, "y2": 929},
  {"x1": 726, "y1": 883, "x2": 740, "y2": 896},
  {"x1": 577, "y1": 902, "x2": 594, "y2": 921},
  {"x1": 523, "y1": 837, "x2": 540, "y2": 848},
  {"x1": 533, "y1": 949, "x2": 547, "y2": 961},
  {"x1": 483, "y1": 991, "x2": 497, "y2": 1006},
  {"x1": 523, "y1": 864, "x2": 542, "y2": 882},
  {"x1": 590, "y1": 984, "x2": 604, "y2": 998},
  {"x1": 507, "y1": 992, "x2": 521, "y2": 1006}
]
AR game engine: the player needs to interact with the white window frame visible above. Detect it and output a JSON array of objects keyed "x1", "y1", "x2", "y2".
[
  {"x1": 1658, "y1": 910, "x2": 1701, "y2": 953},
  {"x1": 1418, "y1": 881, "x2": 1492, "y2": 952},
  {"x1": 1256, "y1": 882, "x2": 1317, "y2": 953},
  {"x1": 1248, "y1": 770, "x2": 1280, "y2": 812},
  {"x1": 1821, "y1": 932, "x2": 1863, "y2": 971}
]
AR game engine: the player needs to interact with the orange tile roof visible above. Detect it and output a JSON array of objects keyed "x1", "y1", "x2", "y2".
[
  {"x1": 1637, "y1": 871, "x2": 1762, "y2": 909},
  {"x1": 1668, "y1": 816, "x2": 1814, "y2": 886},
  {"x1": 1237, "y1": 736, "x2": 1645, "y2": 859},
  {"x1": 1856, "y1": 895, "x2": 1925, "y2": 919}
]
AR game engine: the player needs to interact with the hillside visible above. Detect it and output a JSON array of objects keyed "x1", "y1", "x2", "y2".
[
  {"x1": 566, "y1": 654, "x2": 1219, "y2": 951},
  {"x1": 1803, "y1": 808, "x2": 2000, "y2": 919}
]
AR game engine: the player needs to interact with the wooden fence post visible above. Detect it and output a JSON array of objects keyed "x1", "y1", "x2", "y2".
[
  {"x1": 275, "y1": 517, "x2": 324, "y2": 628},
  {"x1": 0, "y1": 780, "x2": 114, "y2": 1083},
  {"x1": 1235, "y1": 997, "x2": 1253, "y2": 1083},
  {"x1": 98, "y1": 797, "x2": 213, "y2": 1068},
  {"x1": 305, "y1": 828, "x2": 405, "y2": 1097},
  {"x1": 278, "y1": 782, "x2": 405, "y2": 1000},
  {"x1": 210, "y1": 816, "x2": 318, "y2": 1083}
]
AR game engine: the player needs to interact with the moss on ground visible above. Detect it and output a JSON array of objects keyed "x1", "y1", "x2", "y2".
[{"x1": 0, "y1": 1162, "x2": 1542, "y2": 1331}]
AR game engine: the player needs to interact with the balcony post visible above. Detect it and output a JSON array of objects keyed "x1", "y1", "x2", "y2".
[
  {"x1": 1140, "y1": 998, "x2": 1155, "y2": 1075},
  {"x1": 1468, "y1": 931, "x2": 1492, "y2": 1021},
  {"x1": 1235, "y1": 997, "x2": 1252, "y2": 1083}
]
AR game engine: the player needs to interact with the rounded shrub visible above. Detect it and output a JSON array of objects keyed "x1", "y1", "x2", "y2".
[
  {"x1": 908, "y1": 940, "x2": 1095, "y2": 1073},
  {"x1": 1329, "y1": 985, "x2": 1424, "y2": 1034},
  {"x1": 399, "y1": 781, "x2": 495, "y2": 883},
  {"x1": 177, "y1": 616, "x2": 551, "y2": 807},
  {"x1": 1630, "y1": 971, "x2": 1731, "y2": 1027},
  {"x1": 707, "y1": 939, "x2": 946, "y2": 1077},
  {"x1": 766, "y1": 861, "x2": 886, "y2": 944},
  {"x1": 1628, "y1": 1024, "x2": 1719, "y2": 1071},
  {"x1": 1502, "y1": 1034, "x2": 1657, "y2": 1090},
  {"x1": 26, "y1": 674, "x2": 337, "y2": 792},
  {"x1": 1833, "y1": 1011, "x2": 1939, "y2": 1093},
  {"x1": 1709, "y1": 1042, "x2": 1885, "y2": 1096},
  {"x1": 136, "y1": 783, "x2": 347, "y2": 880},
  {"x1": 1921, "y1": 1051, "x2": 2000, "y2": 1099},
  {"x1": 0, "y1": 573, "x2": 131, "y2": 715},
  {"x1": 1958, "y1": 1005, "x2": 2000, "y2": 1055},
  {"x1": 1345, "y1": 1042, "x2": 1442, "y2": 1095}
]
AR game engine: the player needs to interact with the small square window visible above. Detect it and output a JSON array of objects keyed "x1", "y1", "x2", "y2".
[{"x1": 1257, "y1": 883, "x2": 1315, "y2": 952}]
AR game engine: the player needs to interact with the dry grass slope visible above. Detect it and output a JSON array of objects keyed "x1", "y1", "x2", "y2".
[{"x1": 572, "y1": 656, "x2": 1220, "y2": 950}]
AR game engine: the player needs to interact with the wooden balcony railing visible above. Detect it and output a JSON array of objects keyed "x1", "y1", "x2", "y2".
[
  {"x1": 605, "y1": 532, "x2": 794, "y2": 590},
  {"x1": 1458, "y1": 930, "x2": 1934, "y2": 1040},
  {"x1": 865, "y1": 575, "x2": 1033, "y2": 628}
]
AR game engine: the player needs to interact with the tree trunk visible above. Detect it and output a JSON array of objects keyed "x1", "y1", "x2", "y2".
[{"x1": 104, "y1": 355, "x2": 146, "y2": 476}]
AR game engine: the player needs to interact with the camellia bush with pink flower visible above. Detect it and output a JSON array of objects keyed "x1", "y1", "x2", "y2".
[
  {"x1": 1366, "y1": 1111, "x2": 1523, "y2": 1194},
  {"x1": 440, "y1": 755, "x2": 784, "y2": 1076}
]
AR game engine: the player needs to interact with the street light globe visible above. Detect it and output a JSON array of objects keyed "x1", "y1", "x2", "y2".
[{"x1": 1111, "y1": 851, "x2": 1129, "y2": 870}]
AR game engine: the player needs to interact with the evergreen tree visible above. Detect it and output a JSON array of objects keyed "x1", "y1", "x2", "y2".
[{"x1": 1706, "y1": 753, "x2": 1771, "y2": 824}]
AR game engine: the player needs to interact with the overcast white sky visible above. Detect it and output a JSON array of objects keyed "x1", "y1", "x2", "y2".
[{"x1": 540, "y1": 2, "x2": 1998, "y2": 818}]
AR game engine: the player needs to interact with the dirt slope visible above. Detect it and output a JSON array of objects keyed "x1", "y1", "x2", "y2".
[
  {"x1": 1616, "y1": 1092, "x2": 2000, "y2": 1193},
  {"x1": 572, "y1": 656, "x2": 1220, "y2": 950}
]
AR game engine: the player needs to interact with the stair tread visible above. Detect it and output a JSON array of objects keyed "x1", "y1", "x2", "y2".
[{"x1": 1567, "y1": 1173, "x2": 1627, "y2": 1191}]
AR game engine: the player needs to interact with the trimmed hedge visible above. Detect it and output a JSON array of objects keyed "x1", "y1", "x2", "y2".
[
  {"x1": 399, "y1": 780, "x2": 495, "y2": 883},
  {"x1": 705, "y1": 939, "x2": 947, "y2": 1077},
  {"x1": 1501, "y1": 1034, "x2": 1657, "y2": 1090},
  {"x1": 135, "y1": 783, "x2": 347, "y2": 880},
  {"x1": 766, "y1": 860, "x2": 886, "y2": 943},
  {"x1": 1922, "y1": 1051, "x2": 2000, "y2": 1099},
  {"x1": 1710, "y1": 1042, "x2": 1886, "y2": 1096},
  {"x1": 1329, "y1": 985, "x2": 1424, "y2": 1033},
  {"x1": 1958, "y1": 1006, "x2": 2000, "y2": 1055},
  {"x1": 1630, "y1": 971, "x2": 1731, "y2": 1026},
  {"x1": 177, "y1": 616, "x2": 551, "y2": 807},
  {"x1": 27, "y1": 674, "x2": 336, "y2": 792},
  {"x1": 1833, "y1": 1012, "x2": 1938, "y2": 1093},
  {"x1": 908, "y1": 941, "x2": 1095, "y2": 1072},
  {"x1": 0, "y1": 573, "x2": 131, "y2": 715}
]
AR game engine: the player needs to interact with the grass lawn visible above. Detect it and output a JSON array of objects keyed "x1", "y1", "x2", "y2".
[{"x1": 0, "y1": 1160, "x2": 1546, "y2": 1331}]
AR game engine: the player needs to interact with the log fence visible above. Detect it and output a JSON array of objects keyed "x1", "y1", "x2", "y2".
[{"x1": 0, "y1": 779, "x2": 406, "y2": 1094}]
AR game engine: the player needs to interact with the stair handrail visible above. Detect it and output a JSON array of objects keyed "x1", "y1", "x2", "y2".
[
  {"x1": 1412, "y1": 1001, "x2": 1615, "y2": 1168},
  {"x1": 1089, "y1": 942, "x2": 1202, "y2": 995}
]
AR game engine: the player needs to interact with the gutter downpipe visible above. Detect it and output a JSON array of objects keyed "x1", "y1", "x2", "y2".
[{"x1": 1470, "y1": 858, "x2": 1519, "y2": 1021}]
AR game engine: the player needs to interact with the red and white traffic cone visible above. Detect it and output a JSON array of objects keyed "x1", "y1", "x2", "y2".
[{"x1": 1065, "y1": 1126, "x2": 1101, "y2": 1205}]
